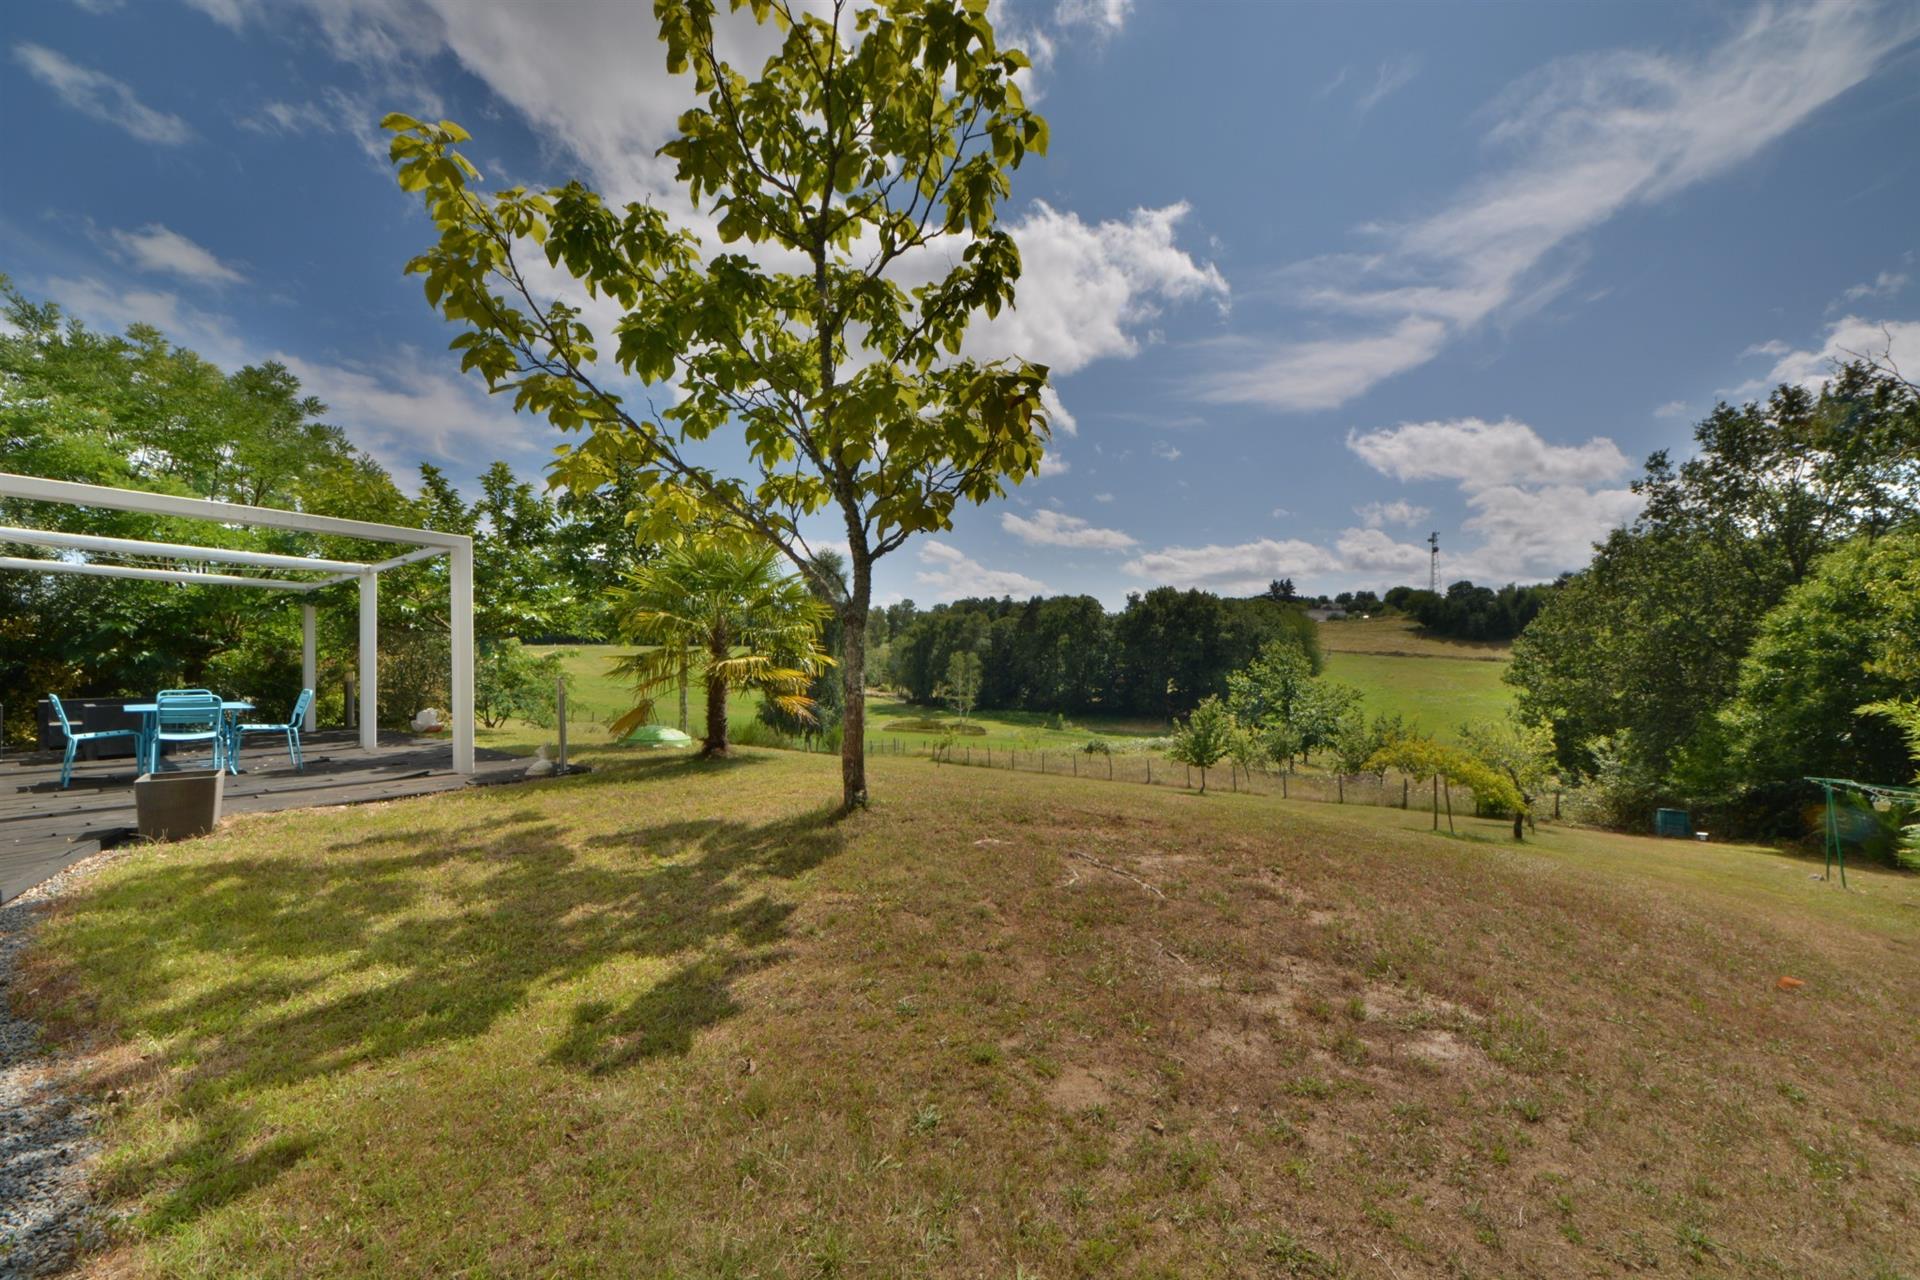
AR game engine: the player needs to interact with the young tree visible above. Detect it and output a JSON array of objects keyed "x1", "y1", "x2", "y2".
[
  {"x1": 384, "y1": 1, "x2": 1051, "y2": 809},
  {"x1": 609, "y1": 539, "x2": 833, "y2": 755},
  {"x1": 1169, "y1": 695, "x2": 1239, "y2": 794},
  {"x1": 1458, "y1": 714, "x2": 1558, "y2": 839},
  {"x1": 1226, "y1": 636, "x2": 1357, "y2": 765},
  {"x1": 940, "y1": 649, "x2": 983, "y2": 724},
  {"x1": 1369, "y1": 735, "x2": 1525, "y2": 836}
]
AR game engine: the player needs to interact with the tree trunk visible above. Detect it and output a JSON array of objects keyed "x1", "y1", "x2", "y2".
[
  {"x1": 839, "y1": 556, "x2": 871, "y2": 811},
  {"x1": 703, "y1": 656, "x2": 729, "y2": 755}
]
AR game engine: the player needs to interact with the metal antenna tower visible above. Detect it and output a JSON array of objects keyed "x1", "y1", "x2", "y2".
[{"x1": 1427, "y1": 531, "x2": 1439, "y2": 593}]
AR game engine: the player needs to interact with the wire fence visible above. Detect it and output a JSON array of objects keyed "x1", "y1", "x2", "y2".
[{"x1": 857, "y1": 735, "x2": 1521, "y2": 821}]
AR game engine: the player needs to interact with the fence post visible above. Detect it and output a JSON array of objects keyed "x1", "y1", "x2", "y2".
[
  {"x1": 1432, "y1": 776, "x2": 1440, "y2": 831},
  {"x1": 556, "y1": 677, "x2": 568, "y2": 774},
  {"x1": 1337, "y1": 774, "x2": 1344, "y2": 804},
  {"x1": 1107, "y1": 754, "x2": 1113, "y2": 780},
  {"x1": 1146, "y1": 758, "x2": 1152, "y2": 785},
  {"x1": 1554, "y1": 790, "x2": 1561, "y2": 820},
  {"x1": 1403, "y1": 778, "x2": 1409, "y2": 809},
  {"x1": 1186, "y1": 764, "x2": 1191, "y2": 789},
  {"x1": 1444, "y1": 780, "x2": 1454, "y2": 834},
  {"x1": 1072, "y1": 753, "x2": 1077, "y2": 777}
]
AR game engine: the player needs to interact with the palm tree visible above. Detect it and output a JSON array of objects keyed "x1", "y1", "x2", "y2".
[{"x1": 609, "y1": 539, "x2": 833, "y2": 755}]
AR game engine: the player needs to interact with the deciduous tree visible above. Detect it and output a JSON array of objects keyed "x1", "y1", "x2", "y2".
[
  {"x1": 1169, "y1": 695, "x2": 1238, "y2": 794},
  {"x1": 385, "y1": 0, "x2": 1051, "y2": 809}
]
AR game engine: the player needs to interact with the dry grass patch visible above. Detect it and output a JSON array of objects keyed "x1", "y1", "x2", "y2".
[{"x1": 14, "y1": 750, "x2": 1920, "y2": 1278}]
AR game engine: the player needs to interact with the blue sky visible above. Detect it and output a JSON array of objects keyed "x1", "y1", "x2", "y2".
[{"x1": 4, "y1": 0, "x2": 1918, "y2": 607}]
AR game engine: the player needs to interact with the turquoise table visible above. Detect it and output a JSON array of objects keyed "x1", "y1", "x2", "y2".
[{"x1": 125, "y1": 701, "x2": 252, "y2": 775}]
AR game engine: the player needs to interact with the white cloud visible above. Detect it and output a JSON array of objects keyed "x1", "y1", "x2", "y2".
[
  {"x1": 1837, "y1": 270, "x2": 1909, "y2": 304},
  {"x1": 1039, "y1": 383, "x2": 1077, "y2": 436},
  {"x1": 1123, "y1": 538, "x2": 1343, "y2": 594},
  {"x1": 1652, "y1": 399, "x2": 1691, "y2": 419},
  {"x1": 915, "y1": 540, "x2": 1047, "y2": 600},
  {"x1": 179, "y1": 0, "x2": 254, "y2": 27},
  {"x1": 1334, "y1": 527, "x2": 1434, "y2": 576},
  {"x1": 12, "y1": 43, "x2": 192, "y2": 145},
  {"x1": 1355, "y1": 54, "x2": 1422, "y2": 116},
  {"x1": 1754, "y1": 315, "x2": 1920, "y2": 393},
  {"x1": 1346, "y1": 416, "x2": 1629, "y2": 489},
  {"x1": 1270, "y1": 506, "x2": 1290, "y2": 518},
  {"x1": 274, "y1": 347, "x2": 536, "y2": 467},
  {"x1": 1037, "y1": 451, "x2": 1071, "y2": 478},
  {"x1": 1206, "y1": 4, "x2": 1912, "y2": 409},
  {"x1": 1354, "y1": 499, "x2": 1430, "y2": 529},
  {"x1": 1053, "y1": 0, "x2": 1131, "y2": 33},
  {"x1": 970, "y1": 201, "x2": 1228, "y2": 375},
  {"x1": 1000, "y1": 509, "x2": 1136, "y2": 550},
  {"x1": 1094, "y1": 492, "x2": 1115, "y2": 504},
  {"x1": 1457, "y1": 482, "x2": 1642, "y2": 581},
  {"x1": 1740, "y1": 339, "x2": 1791, "y2": 358},
  {"x1": 108, "y1": 224, "x2": 245, "y2": 286},
  {"x1": 1152, "y1": 441, "x2": 1182, "y2": 462},
  {"x1": 41, "y1": 274, "x2": 242, "y2": 351}
]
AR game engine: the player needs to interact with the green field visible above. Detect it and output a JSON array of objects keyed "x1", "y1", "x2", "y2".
[
  {"x1": 1322, "y1": 650, "x2": 1515, "y2": 740},
  {"x1": 500, "y1": 638, "x2": 1516, "y2": 758},
  {"x1": 24, "y1": 748, "x2": 1920, "y2": 1277}
]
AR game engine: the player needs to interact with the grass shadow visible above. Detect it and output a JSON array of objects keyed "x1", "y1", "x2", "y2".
[{"x1": 36, "y1": 786, "x2": 846, "y2": 1233}]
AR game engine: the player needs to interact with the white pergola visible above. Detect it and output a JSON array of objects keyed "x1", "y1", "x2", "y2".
[{"x1": 0, "y1": 472, "x2": 475, "y2": 774}]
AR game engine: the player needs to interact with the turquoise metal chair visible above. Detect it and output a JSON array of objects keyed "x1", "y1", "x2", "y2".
[
  {"x1": 234, "y1": 689, "x2": 314, "y2": 773},
  {"x1": 48, "y1": 693, "x2": 141, "y2": 789},
  {"x1": 150, "y1": 690, "x2": 226, "y2": 774}
]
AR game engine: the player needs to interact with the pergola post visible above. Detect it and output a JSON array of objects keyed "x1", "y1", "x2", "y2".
[
  {"x1": 449, "y1": 536, "x2": 475, "y2": 775},
  {"x1": 358, "y1": 572, "x2": 378, "y2": 752},
  {"x1": 301, "y1": 604, "x2": 317, "y2": 732}
]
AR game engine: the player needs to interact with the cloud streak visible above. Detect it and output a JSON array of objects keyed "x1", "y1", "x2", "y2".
[
  {"x1": 108, "y1": 225, "x2": 246, "y2": 286},
  {"x1": 1001, "y1": 509, "x2": 1137, "y2": 550},
  {"x1": 12, "y1": 43, "x2": 192, "y2": 145},
  {"x1": 1206, "y1": 3, "x2": 1916, "y2": 409}
]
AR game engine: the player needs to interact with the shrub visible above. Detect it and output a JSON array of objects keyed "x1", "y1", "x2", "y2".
[{"x1": 475, "y1": 640, "x2": 568, "y2": 729}]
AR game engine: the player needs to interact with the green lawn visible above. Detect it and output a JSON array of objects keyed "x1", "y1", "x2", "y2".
[
  {"x1": 21, "y1": 751, "x2": 1920, "y2": 1277},
  {"x1": 1322, "y1": 649, "x2": 1515, "y2": 740}
]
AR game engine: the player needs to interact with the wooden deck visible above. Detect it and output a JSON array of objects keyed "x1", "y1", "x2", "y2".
[{"x1": 0, "y1": 731, "x2": 531, "y2": 903}]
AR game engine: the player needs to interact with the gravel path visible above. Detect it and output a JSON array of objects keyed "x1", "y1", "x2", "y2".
[{"x1": 1, "y1": 854, "x2": 116, "y2": 1278}]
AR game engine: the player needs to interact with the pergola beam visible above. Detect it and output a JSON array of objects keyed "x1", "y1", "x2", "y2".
[
  {"x1": 0, "y1": 524, "x2": 377, "y2": 574},
  {"x1": 0, "y1": 555, "x2": 330, "y2": 591},
  {"x1": 0, "y1": 472, "x2": 467, "y2": 548}
]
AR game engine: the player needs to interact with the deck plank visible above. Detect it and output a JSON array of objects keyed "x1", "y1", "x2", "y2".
[{"x1": 0, "y1": 732, "x2": 530, "y2": 903}]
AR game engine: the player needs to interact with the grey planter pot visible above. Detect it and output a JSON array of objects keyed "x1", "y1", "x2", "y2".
[{"x1": 134, "y1": 769, "x2": 226, "y2": 841}]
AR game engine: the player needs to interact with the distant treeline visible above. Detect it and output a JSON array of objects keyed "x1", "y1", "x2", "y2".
[
  {"x1": 1383, "y1": 581, "x2": 1556, "y2": 642},
  {"x1": 876, "y1": 589, "x2": 1321, "y2": 720}
]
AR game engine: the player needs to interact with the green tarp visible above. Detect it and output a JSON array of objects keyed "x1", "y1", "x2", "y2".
[{"x1": 622, "y1": 724, "x2": 694, "y2": 749}]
